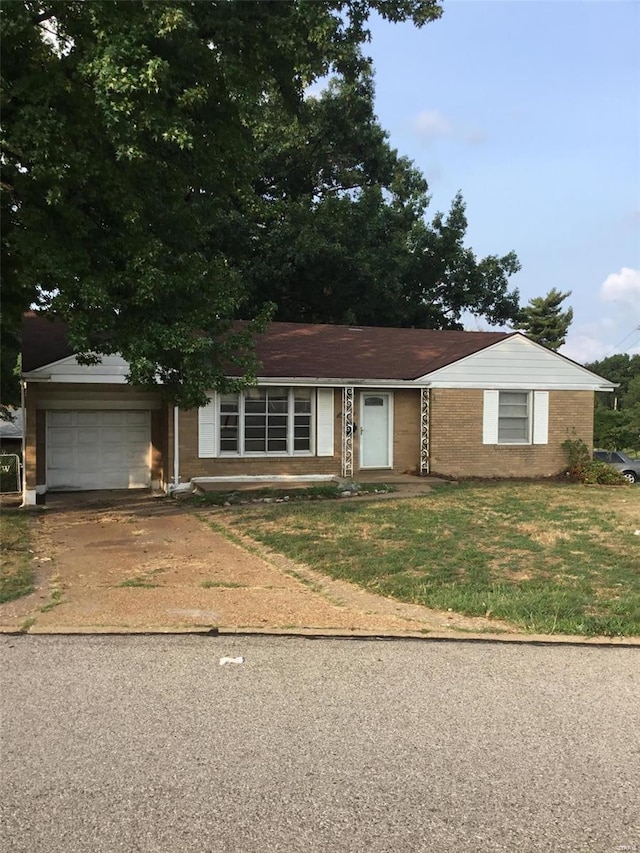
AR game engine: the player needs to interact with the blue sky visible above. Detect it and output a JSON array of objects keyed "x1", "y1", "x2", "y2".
[{"x1": 362, "y1": 0, "x2": 640, "y2": 364}]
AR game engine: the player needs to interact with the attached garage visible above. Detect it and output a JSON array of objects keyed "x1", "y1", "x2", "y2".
[{"x1": 47, "y1": 410, "x2": 151, "y2": 491}]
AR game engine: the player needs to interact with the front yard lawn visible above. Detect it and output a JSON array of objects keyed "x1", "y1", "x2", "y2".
[
  {"x1": 219, "y1": 482, "x2": 640, "y2": 637},
  {"x1": 0, "y1": 510, "x2": 34, "y2": 604}
]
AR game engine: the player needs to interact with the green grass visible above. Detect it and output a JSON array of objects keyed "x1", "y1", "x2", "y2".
[
  {"x1": 201, "y1": 580, "x2": 245, "y2": 589},
  {"x1": 0, "y1": 511, "x2": 34, "y2": 604},
  {"x1": 219, "y1": 482, "x2": 640, "y2": 637},
  {"x1": 39, "y1": 585, "x2": 64, "y2": 612}
]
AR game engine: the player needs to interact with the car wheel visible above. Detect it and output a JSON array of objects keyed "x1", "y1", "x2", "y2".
[{"x1": 622, "y1": 470, "x2": 637, "y2": 484}]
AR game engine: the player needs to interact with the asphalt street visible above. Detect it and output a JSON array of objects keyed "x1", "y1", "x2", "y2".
[{"x1": 1, "y1": 635, "x2": 638, "y2": 853}]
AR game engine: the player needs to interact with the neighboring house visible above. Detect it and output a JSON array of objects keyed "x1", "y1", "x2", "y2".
[
  {"x1": 0, "y1": 408, "x2": 23, "y2": 456},
  {"x1": 20, "y1": 312, "x2": 615, "y2": 504}
]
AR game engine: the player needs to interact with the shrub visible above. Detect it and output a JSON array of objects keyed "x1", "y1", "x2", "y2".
[
  {"x1": 561, "y1": 438, "x2": 628, "y2": 485},
  {"x1": 581, "y1": 461, "x2": 628, "y2": 485},
  {"x1": 562, "y1": 438, "x2": 591, "y2": 481}
]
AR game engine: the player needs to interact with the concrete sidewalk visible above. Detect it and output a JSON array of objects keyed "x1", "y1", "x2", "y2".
[{"x1": 1, "y1": 489, "x2": 637, "y2": 644}]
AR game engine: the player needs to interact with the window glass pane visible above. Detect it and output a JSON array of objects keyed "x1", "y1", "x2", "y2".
[
  {"x1": 499, "y1": 392, "x2": 528, "y2": 413},
  {"x1": 268, "y1": 438, "x2": 287, "y2": 452},
  {"x1": 245, "y1": 438, "x2": 266, "y2": 452},
  {"x1": 294, "y1": 389, "x2": 312, "y2": 414},
  {"x1": 219, "y1": 396, "x2": 238, "y2": 452},
  {"x1": 365, "y1": 396, "x2": 384, "y2": 407},
  {"x1": 268, "y1": 427, "x2": 287, "y2": 440},
  {"x1": 220, "y1": 394, "x2": 239, "y2": 413},
  {"x1": 498, "y1": 422, "x2": 528, "y2": 442},
  {"x1": 269, "y1": 415, "x2": 287, "y2": 429},
  {"x1": 500, "y1": 403, "x2": 528, "y2": 417}
]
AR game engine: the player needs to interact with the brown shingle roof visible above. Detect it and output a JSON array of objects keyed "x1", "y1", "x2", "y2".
[
  {"x1": 22, "y1": 313, "x2": 512, "y2": 380},
  {"x1": 244, "y1": 322, "x2": 511, "y2": 380}
]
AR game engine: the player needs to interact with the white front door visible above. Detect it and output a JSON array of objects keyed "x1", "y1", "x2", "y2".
[{"x1": 360, "y1": 393, "x2": 392, "y2": 469}]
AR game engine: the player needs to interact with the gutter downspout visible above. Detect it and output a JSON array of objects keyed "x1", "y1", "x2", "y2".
[
  {"x1": 173, "y1": 405, "x2": 180, "y2": 489},
  {"x1": 20, "y1": 380, "x2": 28, "y2": 506}
]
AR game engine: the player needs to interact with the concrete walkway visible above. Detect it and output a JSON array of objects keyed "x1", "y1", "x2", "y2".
[{"x1": 1, "y1": 489, "x2": 636, "y2": 644}]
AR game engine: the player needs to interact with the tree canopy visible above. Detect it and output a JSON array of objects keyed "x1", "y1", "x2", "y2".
[
  {"x1": 239, "y1": 72, "x2": 521, "y2": 329},
  {"x1": 585, "y1": 353, "x2": 640, "y2": 452},
  {"x1": 516, "y1": 288, "x2": 573, "y2": 351},
  {"x1": 2, "y1": 0, "x2": 524, "y2": 409}
]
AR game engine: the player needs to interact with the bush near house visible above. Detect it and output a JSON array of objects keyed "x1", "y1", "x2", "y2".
[{"x1": 562, "y1": 439, "x2": 628, "y2": 485}]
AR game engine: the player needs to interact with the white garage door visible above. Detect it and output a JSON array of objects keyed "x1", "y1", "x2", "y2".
[{"x1": 47, "y1": 410, "x2": 151, "y2": 491}]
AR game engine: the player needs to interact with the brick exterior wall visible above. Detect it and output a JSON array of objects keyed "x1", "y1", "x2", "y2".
[
  {"x1": 390, "y1": 389, "x2": 421, "y2": 474},
  {"x1": 176, "y1": 388, "x2": 423, "y2": 481},
  {"x1": 428, "y1": 389, "x2": 594, "y2": 478},
  {"x1": 24, "y1": 381, "x2": 595, "y2": 490},
  {"x1": 23, "y1": 387, "x2": 37, "y2": 490}
]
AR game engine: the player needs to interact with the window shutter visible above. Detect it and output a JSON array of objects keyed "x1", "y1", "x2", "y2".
[
  {"x1": 533, "y1": 391, "x2": 549, "y2": 445},
  {"x1": 483, "y1": 390, "x2": 499, "y2": 444},
  {"x1": 316, "y1": 388, "x2": 334, "y2": 456},
  {"x1": 198, "y1": 393, "x2": 217, "y2": 458}
]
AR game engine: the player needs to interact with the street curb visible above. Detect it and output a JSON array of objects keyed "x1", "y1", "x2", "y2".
[{"x1": 1, "y1": 624, "x2": 639, "y2": 647}]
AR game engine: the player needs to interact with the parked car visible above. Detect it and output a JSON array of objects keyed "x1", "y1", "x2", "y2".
[{"x1": 593, "y1": 450, "x2": 640, "y2": 484}]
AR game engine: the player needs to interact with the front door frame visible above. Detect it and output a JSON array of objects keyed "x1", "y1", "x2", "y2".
[{"x1": 359, "y1": 391, "x2": 393, "y2": 470}]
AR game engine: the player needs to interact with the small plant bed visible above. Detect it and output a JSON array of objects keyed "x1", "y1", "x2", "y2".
[
  {"x1": 189, "y1": 482, "x2": 396, "y2": 507},
  {"x1": 0, "y1": 510, "x2": 34, "y2": 604},
  {"x1": 219, "y1": 482, "x2": 640, "y2": 637}
]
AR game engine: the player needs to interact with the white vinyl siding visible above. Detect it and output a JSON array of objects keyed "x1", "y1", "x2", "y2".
[
  {"x1": 421, "y1": 334, "x2": 614, "y2": 390},
  {"x1": 483, "y1": 390, "x2": 549, "y2": 446},
  {"x1": 316, "y1": 389, "x2": 334, "y2": 456}
]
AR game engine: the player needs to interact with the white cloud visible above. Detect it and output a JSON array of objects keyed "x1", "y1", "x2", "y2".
[
  {"x1": 561, "y1": 313, "x2": 640, "y2": 364},
  {"x1": 600, "y1": 267, "x2": 640, "y2": 306},
  {"x1": 413, "y1": 110, "x2": 453, "y2": 141}
]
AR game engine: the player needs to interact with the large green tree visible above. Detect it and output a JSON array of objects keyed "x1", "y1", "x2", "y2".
[
  {"x1": 2, "y1": 0, "x2": 522, "y2": 410},
  {"x1": 585, "y1": 353, "x2": 640, "y2": 452},
  {"x1": 516, "y1": 288, "x2": 573, "y2": 350},
  {"x1": 240, "y1": 73, "x2": 521, "y2": 329},
  {"x1": 1, "y1": 0, "x2": 443, "y2": 408}
]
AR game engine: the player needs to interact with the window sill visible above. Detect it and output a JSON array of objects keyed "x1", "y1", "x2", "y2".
[{"x1": 218, "y1": 452, "x2": 315, "y2": 458}]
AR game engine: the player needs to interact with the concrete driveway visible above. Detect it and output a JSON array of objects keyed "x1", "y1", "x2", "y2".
[{"x1": 0, "y1": 490, "x2": 515, "y2": 637}]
